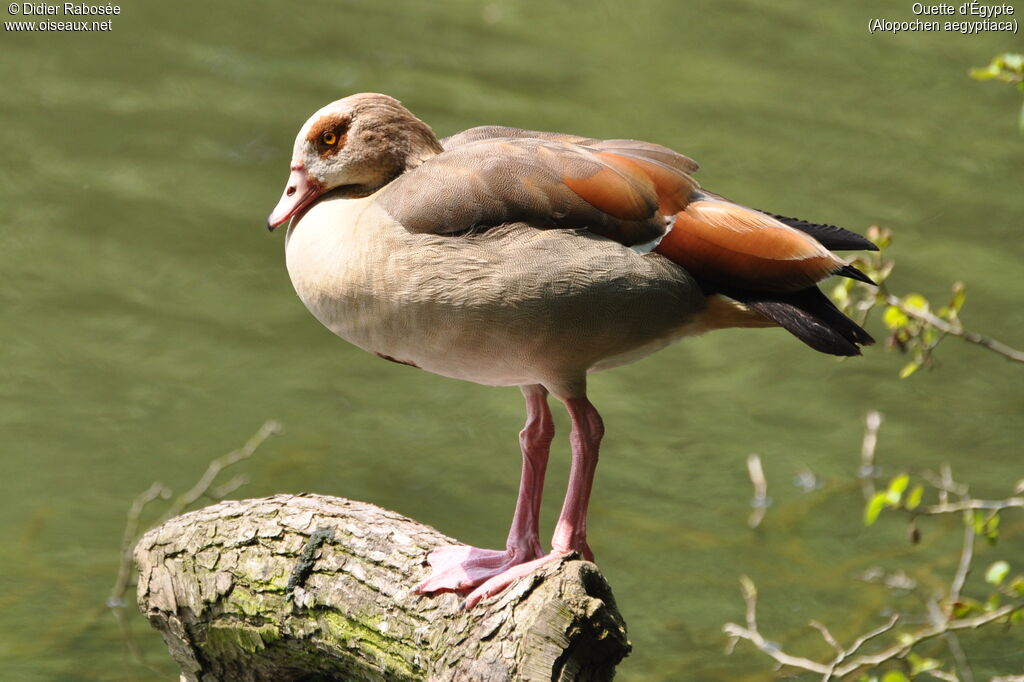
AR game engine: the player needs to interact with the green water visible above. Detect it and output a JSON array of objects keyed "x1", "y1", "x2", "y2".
[{"x1": 2, "y1": 0, "x2": 1022, "y2": 679}]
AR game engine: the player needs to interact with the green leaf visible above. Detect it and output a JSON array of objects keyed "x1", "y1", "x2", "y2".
[
  {"x1": 986, "y1": 560, "x2": 1011, "y2": 586},
  {"x1": 985, "y1": 513, "x2": 1001, "y2": 543},
  {"x1": 899, "y1": 361, "x2": 920, "y2": 379},
  {"x1": 883, "y1": 670, "x2": 910, "y2": 682},
  {"x1": 908, "y1": 652, "x2": 942, "y2": 675},
  {"x1": 972, "y1": 510, "x2": 985, "y2": 533},
  {"x1": 970, "y1": 61, "x2": 1001, "y2": 80},
  {"x1": 832, "y1": 283, "x2": 849, "y2": 303},
  {"x1": 952, "y1": 599, "x2": 978, "y2": 618},
  {"x1": 886, "y1": 474, "x2": 909, "y2": 506},
  {"x1": 883, "y1": 306, "x2": 908, "y2": 329},
  {"x1": 903, "y1": 294, "x2": 928, "y2": 312},
  {"x1": 906, "y1": 484, "x2": 924, "y2": 510},
  {"x1": 865, "y1": 492, "x2": 888, "y2": 525}
]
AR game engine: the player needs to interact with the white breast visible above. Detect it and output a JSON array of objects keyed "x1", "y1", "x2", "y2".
[
  {"x1": 284, "y1": 195, "x2": 417, "y2": 359},
  {"x1": 284, "y1": 194, "x2": 708, "y2": 389}
]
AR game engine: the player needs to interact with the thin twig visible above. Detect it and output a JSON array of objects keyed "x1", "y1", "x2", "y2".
[
  {"x1": 942, "y1": 631, "x2": 972, "y2": 682},
  {"x1": 210, "y1": 474, "x2": 249, "y2": 499},
  {"x1": 160, "y1": 420, "x2": 282, "y2": 523},
  {"x1": 885, "y1": 294, "x2": 1024, "y2": 363},
  {"x1": 939, "y1": 464, "x2": 955, "y2": 507},
  {"x1": 722, "y1": 621, "x2": 832, "y2": 675},
  {"x1": 917, "y1": 498, "x2": 1024, "y2": 515},
  {"x1": 741, "y1": 575, "x2": 757, "y2": 630},
  {"x1": 108, "y1": 420, "x2": 283, "y2": 673},
  {"x1": 109, "y1": 605, "x2": 168, "y2": 676},
  {"x1": 809, "y1": 620, "x2": 844, "y2": 656},
  {"x1": 724, "y1": 577, "x2": 833, "y2": 675},
  {"x1": 746, "y1": 454, "x2": 769, "y2": 529},
  {"x1": 724, "y1": 576, "x2": 1022, "y2": 680},
  {"x1": 841, "y1": 612, "x2": 901, "y2": 661},
  {"x1": 949, "y1": 510, "x2": 975, "y2": 605},
  {"x1": 827, "y1": 604, "x2": 1019, "y2": 677},
  {"x1": 920, "y1": 467, "x2": 968, "y2": 500},
  {"x1": 106, "y1": 481, "x2": 173, "y2": 675},
  {"x1": 820, "y1": 612, "x2": 900, "y2": 679},
  {"x1": 108, "y1": 481, "x2": 169, "y2": 608},
  {"x1": 859, "y1": 411, "x2": 882, "y2": 500}
]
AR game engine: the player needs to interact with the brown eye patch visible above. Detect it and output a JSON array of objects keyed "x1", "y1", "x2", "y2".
[{"x1": 306, "y1": 113, "x2": 351, "y2": 157}]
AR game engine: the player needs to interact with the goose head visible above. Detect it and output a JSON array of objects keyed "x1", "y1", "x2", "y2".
[{"x1": 267, "y1": 93, "x2": 443, "y2": 231}]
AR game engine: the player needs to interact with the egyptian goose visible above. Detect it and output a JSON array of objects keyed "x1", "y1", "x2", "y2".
[{"x1": 268, "y1": 93, "x2": 875, "y2": 608}]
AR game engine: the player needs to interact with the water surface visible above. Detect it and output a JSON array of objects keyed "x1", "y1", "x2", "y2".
[{"x1": 2, "y1": 0, "x2": 1022, "y2": 679}]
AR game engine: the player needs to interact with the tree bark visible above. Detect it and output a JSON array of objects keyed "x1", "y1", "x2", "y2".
[{"x1": 134, "y1": 494, "x2": 630, "y2": 681}]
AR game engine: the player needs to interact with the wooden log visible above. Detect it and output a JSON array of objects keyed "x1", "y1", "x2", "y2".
[{"x1": 134, "y1": 494, "x2": 630, "y2": 681}]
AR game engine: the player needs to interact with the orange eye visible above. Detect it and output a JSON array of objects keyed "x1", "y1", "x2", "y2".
[{"x1": 321, "y1": 131, "x2": 337, "y2": 146}]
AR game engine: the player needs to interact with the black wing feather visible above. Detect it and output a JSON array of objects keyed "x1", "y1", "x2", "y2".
[
  {"x1": 708, "y1": 284, "x2": 875, "y2": 357},
  {"x1": 769, "y1": 214, "x2": 879, "y2": 252}
]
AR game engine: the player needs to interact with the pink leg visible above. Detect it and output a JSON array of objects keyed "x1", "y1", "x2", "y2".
[
  {"x1": 550, "y1": 396, "x2": 603, "y2": 558},
  {"x1": 463, "y1": 395, "x2": 604, "y2": 608},
  {"x1": 416, "y1": 385, "x2": 554, "y2": 594}
]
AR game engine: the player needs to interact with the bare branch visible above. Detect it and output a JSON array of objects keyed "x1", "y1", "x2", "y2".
[
  {"x1": 918, "y1": 497, "x2": 1024, "y2": 515},
  {"x1": 727, "y1": 412, "x2": 1022, "y2": 680},
  {"x1": 840, "y1": 612, "x2": 900, "y2": 662},
  {"x1": 108, "y1": 481, "x2": 170, "y2": 608},
  {"x1": 725, "y1": 580, "x2": 1020, "y2": 680},
  {"x1": 808, "y1": 620, "x2": 843, "y2": 656},
  {"x1": 830, "y1": 603, "x2": 1020, "y2": 677},
  {"x1": 108, "y1": 481, "x2": 174, "y2": 675},
  {"x1": 949, "y1": 510, "x2": 975, "y2": 605},
  {"x1": 721, "y1": 621, "x2": 832, "y2": 675},
  {"x1": 161, "y1": 419, "x2": 282, "y2": 523},
  {"x1": 209, "y1": 474, "x2": 249, "y2": 499},
  {"x1": 920, "y1": 467, "x2": 968, "y2": 501},
  {"x1": 740, "y1": 575, "x2": 757, "y2": 631},
  {"x1": 942, "y1": 631, "x2": 972, "y2": 682},
  {"x1": 723, "y1": 580, "x2": 899, "y2": 678},
  {"x1": 884, "y1": 294, "x2": 1024, "y2": 363}
]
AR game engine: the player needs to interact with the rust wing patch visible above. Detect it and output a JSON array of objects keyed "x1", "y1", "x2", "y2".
[
  {"x1": 558, "y1": 151, "x2": 658, "y2": 221},
  {"x1": 594, "y1": 151, "x2": 696, "y2": 214},
  {"x1": 655, "y1": 197, "x2": 845, "y2": 292}
]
